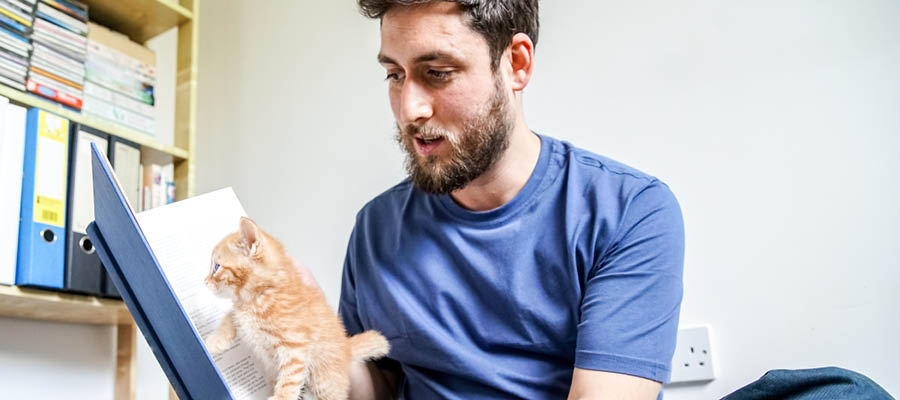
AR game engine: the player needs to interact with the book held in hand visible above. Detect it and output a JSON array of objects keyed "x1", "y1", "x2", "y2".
[{"x1": 88, "y1": 143, "x2": 274, "y2": 399}]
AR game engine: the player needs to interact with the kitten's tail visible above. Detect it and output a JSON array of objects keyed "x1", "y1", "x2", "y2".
[{"x1": 347, "y1": 330, "x2": 390, "y2": 362}]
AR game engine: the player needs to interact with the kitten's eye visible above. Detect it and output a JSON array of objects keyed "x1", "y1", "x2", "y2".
[{"x1": 213, "y1": 263, "x2": 221, "y2": 273}]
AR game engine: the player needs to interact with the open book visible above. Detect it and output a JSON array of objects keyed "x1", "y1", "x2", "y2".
[{"x1": 87, "y1": 143, "x2": 272, "y2": 399}]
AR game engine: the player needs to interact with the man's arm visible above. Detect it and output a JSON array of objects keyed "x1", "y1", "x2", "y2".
[
  {"x1": 573, "y1": 181, "x2": 684, "y2": 396},
  {"x1": 568, "y1": 368, "x2": 661, "y2": 400},
  {"x1": 349, "y1": 359, "x2": 403, "y2": 400}
]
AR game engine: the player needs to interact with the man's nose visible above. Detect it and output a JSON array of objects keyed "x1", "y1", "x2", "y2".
[{"x1": 399, "y1": 80, "x2": 433, "y2": 125}]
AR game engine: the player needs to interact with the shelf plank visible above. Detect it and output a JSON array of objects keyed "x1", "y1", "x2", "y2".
[
  {"x1": 0, "y1": 285, "x2": 132, "y2": 326},
  {"x1": 0, "y1": 85, "x2": 189, "y2": 160},
  {"x1": 84, "y1": 0, "x2": 193, "y2": 43}
]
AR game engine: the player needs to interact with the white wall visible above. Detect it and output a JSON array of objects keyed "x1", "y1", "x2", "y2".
[
  {"x1": 531, "y1": 1, "x2": 900, "y2": 398},
  {"x1": 189, "y1": 0, "x2": 899, "y2": 398},
  {"x1": 0, "y1": 319, "x2": 115, "y2": 399}
]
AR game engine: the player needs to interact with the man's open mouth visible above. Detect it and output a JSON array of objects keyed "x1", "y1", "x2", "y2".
[{"x1": 415, "y1": 135, "x2": 446, "y2": 155}]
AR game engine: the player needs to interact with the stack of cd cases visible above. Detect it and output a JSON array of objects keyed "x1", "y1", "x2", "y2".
[
  {"x1": 25, "y1": 0, "x2": 89, "y2": 109},
  {"x1": 0, "y1": 0, "x2": 34, "y2": 91}
]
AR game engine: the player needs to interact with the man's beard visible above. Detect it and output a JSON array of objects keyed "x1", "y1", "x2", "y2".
[{"x1": 395, "y1": 78, "x2": 513, "y2": 195}]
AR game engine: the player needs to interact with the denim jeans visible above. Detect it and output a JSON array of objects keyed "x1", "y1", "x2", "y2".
[{"x1": 722, "y1": 366, "x2": 894, "y2": 400}]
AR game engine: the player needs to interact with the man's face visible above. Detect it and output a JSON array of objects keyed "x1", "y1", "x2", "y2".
[{"x1": 379, "y1": 3, "x2": 513, "y2": 194}]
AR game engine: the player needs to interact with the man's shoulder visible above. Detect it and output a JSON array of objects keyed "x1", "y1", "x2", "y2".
[
  {"x1": 557, "y1": 139, "x2": 657, "y2": 183},
  {"x1": 541, "y1": 135, "x2": 680, "y2": 221},
  {"x1": 354, "y1": 178, "x2": 415, "y2": 222},
  {"x1": 544, "y1": 135, "x2": 661, "y2": 192}
]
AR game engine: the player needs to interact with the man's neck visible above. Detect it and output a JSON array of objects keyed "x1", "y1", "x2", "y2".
[{"x1": 449, "y1": 120, "x2": 541, "y2": 212}]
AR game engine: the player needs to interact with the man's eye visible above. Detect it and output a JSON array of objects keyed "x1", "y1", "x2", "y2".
[
  {"x1": 384, "y1": 73, "x2": 402, "y2": 82},
  {"x1": 427, "y1": 70, "x2": 452, "y2": 80}
]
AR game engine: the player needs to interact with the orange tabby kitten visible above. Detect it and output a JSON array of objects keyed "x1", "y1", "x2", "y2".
[{"x1": 204, "y1": 217, "x2": 389, "y2": 400}]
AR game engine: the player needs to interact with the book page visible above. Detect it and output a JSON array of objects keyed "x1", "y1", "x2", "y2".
[{"x1": 135, "y1": 188, "x2": 270, "y2": 400}]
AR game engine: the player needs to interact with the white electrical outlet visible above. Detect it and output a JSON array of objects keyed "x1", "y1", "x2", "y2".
[{"x1": 668, "y1": 326, "x2": 715, "y2": 384}]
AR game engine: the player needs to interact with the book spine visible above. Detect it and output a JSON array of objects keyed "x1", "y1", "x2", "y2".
[
  {"x1": 87, "y1": 40, "x2": 155, "y2": 85},
  {"x1": 32, "y1": 30, "x2": 86, "y2": 60},
  {"x1": 53, "y1": 0, "x2": 87, "y2": 16},
  {"x1": 26, "y1": 78, "x2": 83, "y2": 109},
  {"x1": 0, "y1": 9, "x2": 28, "y2": 33},
  {"x1": 29, "y1": 65, "x2": 82, "y2": 89},
  {"x1": 30, "y1": 52, "x2": 82, "y2": 79},
  {"x1": 0, "y1": 64, "x2": 25, "y2": 82},
  {"x1": 82, "y1": 94, "x2": 155, "y2": 134},
  {"x1": 0, "y1": 36, "x2": 29, "y2": 56},
  {"x1": 0, "y1": 23, "x2": 28, "y2": 42},
  {"x1": 27, "y1": 75, "x2": 80, "y2": 102},
  {"x1": 35, "y1": 16, "x2": 85, "y2": 45},
  {"x1": 84, "y1": 68, "x2": 153, "y2": 106},
  {"x1": 28, "y1": 70, "x2": 80, "y2": 96},
  {"x1": 32, "y1": 41, "x2": 82, "y2": 72},
  {"x1": 0, "y1": 56, "x2": 25, "y2": 74},
  {"x1": 0, "y1": 73, "x2": 25, "y2": 89},
  {"x1": 82, "y1": 92, "x2": 115, "y2": 119},
  {"x1": 84, "y1": 80, "x2": 154, "y2": 117},
  {"x1": 0, "y1": 2, "x2": 32, "y2": 25},
  {"x1": 31, "y1": 58, "x2": 81, "y2": 83},
  {"x1": 7, "y1": 0, "x2": 32, "y2": 13},
  {"x1": 42, "y1": 0, "x2": 87, "y2": 22},
  {"x1": 36, "y1": 3, "x2": 84, "y2": 34}
]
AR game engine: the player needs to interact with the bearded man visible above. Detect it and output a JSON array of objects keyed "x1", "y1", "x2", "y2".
[{"x1": 337, "y1": 1, "x2": 685, "y2": 399}]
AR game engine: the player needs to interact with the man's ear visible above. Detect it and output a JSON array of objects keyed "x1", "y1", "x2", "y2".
[
  {"x1": 506, "y1": 32, "x2": 535, "y2": 92},
  {"x1": 238, "y1": 217, "x2": 262, "y2": 257}
]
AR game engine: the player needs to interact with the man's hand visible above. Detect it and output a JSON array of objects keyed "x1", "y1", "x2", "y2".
[
  {"x1": 349, "y1": 360, "x2": 402, "y2": 400},
  {"x1": 288, "y1": 257, "x2": 400, "y2": 399},
  {"x1": 568, "y1": 368, "x2": 661, "y2": 400}
]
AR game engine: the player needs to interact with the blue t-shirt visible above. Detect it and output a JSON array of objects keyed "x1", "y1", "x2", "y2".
[{"x1": 339, "y1": 134, "x2": 684, "y2": 399}]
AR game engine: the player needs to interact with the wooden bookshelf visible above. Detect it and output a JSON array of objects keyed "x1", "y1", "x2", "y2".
[
  {"x1": 0, "y1": 0, "x2": 200, "y2": 399},
  {"x1": 0, "y1": 285, "x2": 132, "y2": 325},
  {"x1": 86, "y1": 0, "x2": 192, "y2": 43}
]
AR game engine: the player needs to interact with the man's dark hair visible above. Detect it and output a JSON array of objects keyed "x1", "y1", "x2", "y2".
[{"x1": 358, "y1": 0, "x2": 539, "y2": 70}]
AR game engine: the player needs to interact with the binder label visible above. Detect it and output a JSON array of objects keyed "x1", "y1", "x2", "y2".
[
  {"x1": 33, "y1": 112, "x2": 69, "y2": 227},
  {"x1": 73, "y1": 130, "x2": 109, "y2": 233}
]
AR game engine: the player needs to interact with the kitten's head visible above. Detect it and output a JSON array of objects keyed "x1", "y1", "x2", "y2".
[{"x1": 205, "y1": 217, "x2": 271, "y2": 299}]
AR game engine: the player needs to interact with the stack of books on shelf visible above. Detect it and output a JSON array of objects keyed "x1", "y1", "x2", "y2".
[
  {"x1": 26, "y1": 0, "x2": 88, "y2": 109},
  {"x1": 0, "y1": 0, "x2": 34, "y2": 91},
  {"x1": 141, "y1": 161, "x2": 175, "y2": 211},
  {"x1": 84, "y1": 21, "x2": 156, "y2": 136}
]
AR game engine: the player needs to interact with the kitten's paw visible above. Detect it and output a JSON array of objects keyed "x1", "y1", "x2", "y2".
[{"x1": 204, "y1": 334, "x2": 232, "y2": 354}]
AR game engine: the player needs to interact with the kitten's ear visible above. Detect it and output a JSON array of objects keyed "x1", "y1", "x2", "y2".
[{"x1": 239, "y1": 217, "x2": 262, "y2": 257}]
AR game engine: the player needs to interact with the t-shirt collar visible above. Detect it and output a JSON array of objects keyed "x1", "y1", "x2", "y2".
[{"x1": 435, "y1": 133, "x2": 551, "y2": 225}]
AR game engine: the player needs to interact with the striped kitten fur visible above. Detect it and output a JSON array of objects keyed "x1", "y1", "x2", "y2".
[{"x1": 204, "y1": 217, "x2": 389, "y2": 400}]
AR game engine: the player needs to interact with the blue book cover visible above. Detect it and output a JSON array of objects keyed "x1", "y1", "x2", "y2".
[{"x1": 88, "y1": 143, "x2": 238, "y2": 400}]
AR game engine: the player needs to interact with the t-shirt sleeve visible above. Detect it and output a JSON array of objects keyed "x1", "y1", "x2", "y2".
[
  {"x1": 338, "y1": 223, "x2": 364, "y2": 336},
  {"x1": 575, "y1": 180, "x2": 685, "y2": 383}
]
